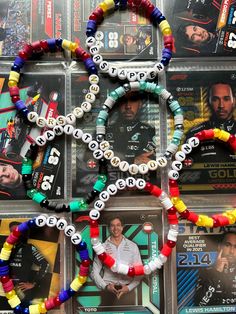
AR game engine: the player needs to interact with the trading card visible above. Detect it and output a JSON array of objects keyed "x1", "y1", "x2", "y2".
[
  {"x1": 73, "y1": 209, "x2": 164, "y2": 314},
  {"x1": 0, "y1": 0, "x2": 67, "y2": 57},
  {"x1": 71, "y1": 72, "x2": 161, "y2": 198},
  {"x1": 0, "y1": 215, "x2": 61, "y2": 313},
  {"x1": 71, "y1": 0, "x2": 157, "y2": 60},
  {"x1": 165, "y1": 0, "x2": 236, "y2": 57},
  {"x1": 0, "y1": 73, "x2": 65, "y2": 200},
  {"x1": 166, "y1": 70, "x2": 236, "y2": 194},
  {"x1": 177, "y1": 217, "x2": 236, "y2": 313}
]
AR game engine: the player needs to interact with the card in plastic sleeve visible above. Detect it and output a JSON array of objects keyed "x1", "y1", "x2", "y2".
[
  {"x1": 0, "y1": 73, "x2": 65, "y2": 200},
  {"x1": 71, "y1": 72, "x2": 160, "y2": 198},
  {"x1": 166, "y1": 69, "x2": 236, "y2": 194},
  {"x1": 71, "y1": 0, "x2": 157, "y2": 60},
  {"x1": 177, "y1": 216, "x2": 236, "y2": 313},
  {"x1": 73, "y1": 209, "x2": 163, "y2": 314}
]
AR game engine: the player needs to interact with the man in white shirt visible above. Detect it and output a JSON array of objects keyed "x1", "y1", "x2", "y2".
[{"x1": 91, "y1": 216, "x2": 143, "y2": 306}]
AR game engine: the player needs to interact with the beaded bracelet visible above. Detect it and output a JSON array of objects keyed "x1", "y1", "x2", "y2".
[
  {"x1": 22, "y1": 144, "x2": 108, "y2": 213},
  {"x1": 86, "y1": 177, "x2": 178, "y2": 275},
  {"x1": 86, "y1": 0, "x2": 174, "y2": 81},
  {"x1": 169, "y1": 128, "x2": 236, "y2": 228},
  {"x1": 95, "y1": 82, "x2": 184, "y2": 174},
  {"x1": 0, "y1": 215, "x2": 90, "y2": 314},
  {"x1": 8, "y1": 38, "x2": 99, "y2": 130}
]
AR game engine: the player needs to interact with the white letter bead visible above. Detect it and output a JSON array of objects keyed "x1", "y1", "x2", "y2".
[
  {"x1": 64, "y1": 225, "x2": 76, "y2": 237},
  {"x1": 82, "y1": 133, "x2": 92, "y2": 143},
  {"x1": 93, "y1": 149, "x2": 104, "y2": 159},
  {"x1": 73, "y1": 107, "x2": 84, "y2": 118},
  {"x1": 127, "y1": 71, "x2": 137, "y2": 82},
  {"x1": 93, "y1": 54, "x2": 103, "y2": 64},
  {"x1": 157, "y1": 157, "x2": 167, "y2": 167},
  {"x1": 147, "y1": 160, "x2": 158, "y2": 171},
  {"x1": 154, "y1": 62, "x2": 165, "y2": 73},
  {"x1": 146, "y1": 69, "x2": 156, "y2": 80},
  {"x1": 107, "y1": 184, "x2": 118, "y2": 195},
  {"x1": 99, "y1": 191, "x2": 110, "y2": 202},
  {"x1": 161, "y1": 197, "x2": 173, "y2": 210},
  {"x1": 46, "y1": 118, "x2": 57, "y2": 128},
  {"x1": 36, "y1": 117, "x2": 46, "y2": 127},
  {"x1": 103, "y1": 149, "x2": 114, "y2": 160},
  {"x1": 168, "y1": 170, "x2": 179, "y2": 180},
  {"x1": 99, "y1": 61, "x2": 109, "y2": 73},
  {"x1": 108, "y1": 66, "x2": 118, "y2": 77},
  {"x1": 138, "y1": 163, "x2": 149, "y2": 174},
  {"x1": 119, "y1": 161, "x2": 129, "y2": 172},
  {"x1": 136, "y1": 178, "x2": 146, "y2": 189},
  {"x1": 172, "y1": 161, "x2": 182, "y2": 171},
  {"x1": 73, "y1": 128, "x2": 83, "y2": 139},
  {"x1": 89, "y1": 209, "x2": 100, "y2": 220},
  {"x1": 56, "y1": 115, "x2": 67, "y2": 126},
  {"x1": 27, "y1": 111, "x2": 38, "y2": 122},
  {"x1": 46, "y1": 216, "x2": 57, "y2": 227},
  {"x1": 181, "y1": 143, "x2": 192, "y2": 154},
  {"x1": 126, "y1": 177, "x2": 136, "y2": 188},
  {"x1": 188, "y1": 137, "x2": 200, "y2": 147},
  {"x1": 118, "y1": 69, "x2": 127, "y2": 80},
  {"x1": 71, "y1": 233, "x2": 82, "y2": 245},
  {"x1": 116, "y1": 179, "x2": 126, "y2": 190},
  {"x1": 53, "y1": 125, "x2": 64, "y2": 136},
  {"x1": 90, "y1": 84, "x2": 100, "y2": 95},
  {"x1": 110, "y1": 156, "x2": 120, "y2": 167},
  {"x1": 129, "y1": 164, "x2": 139, "y2": 175},
  {"x1": 64, "y1": 124, "x2": 74, "y2": 135},
  {"x1": 94, "y1": 200, "x2": 105, "y2": 211},
  {"x1": 35, "y1": 215, "x2": 47, "y2": 227},
  {"x1": 86, "y1": 36, "x2": 96, "y2": 47},
  {"x1": 100, "y1": 141, "x2": 110, "y2": 151},
  {"x1": 175, "y1": 151, "x2": 186, "y2": 161},
  {"x1": 44, "y1": 130, "x2": 55, "y2": 141},
  {"x1": 56, "y1": 218, "x2": 68, "y2": 230},
  {"x1": 85, "y1": 92, "x2": 96, "y2": 103},
  {"x1": 35, "y1": 135, "x2": 46, "y2": 146},
  {"x1": 88, "y1": 140, "x2": 99, "y2": 151},
  {"x1": 137, "y1": 72, "x2": 147, "y2": 82},
  {"x1": 66, "y1": 113, "x2": 76, "y2": 125},
  {"x1": 117, "y1": 264, "x2": 129, "y2": 275},
  {"x1": 89, "y1": 74, "x2": 99, "y2": 85},
  {"x1": 90, "y1": 45, "x2": 99, "y2": 55}
]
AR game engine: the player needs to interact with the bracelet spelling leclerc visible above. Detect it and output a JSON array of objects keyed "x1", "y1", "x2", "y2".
[
  {"x1": 86, "y1": 0, "x2": 173, "y2": 81},
  {"x1": 169, "y1": 128, "x2": 236, "y2": 228},
  {"x1": 22, "y1": 144, "x2": 108, "y2": 213},
  {"x1": 86, "y1": 177, "x2": 178, "y2": 275},
  {"x1": 95, "y1": 82, "x2": 184, "y2": 174},
  {"x1": 8, "y1": 38, "x2": 99, "y2": 133},
  {"x1": 0, "y1": 215, "x2": 90, "y2": 314}
]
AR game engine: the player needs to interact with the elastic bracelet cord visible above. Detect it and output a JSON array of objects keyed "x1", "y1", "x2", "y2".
[
  {"x1": 8, "y1": 38, "x2": 99, "y2": 131},
  {"x1": 95, "y1": 82, "x2": 184, "y2": 174},
  {"x1": 86, "y1": 177, "x2": 178, "y2": 275},
  {"x1": 22, "y1": 144, "x2": 108, "y2": 213},
  {"x1": 169, "y1": 128, "x2": 236, "y2": 228},
  {"x1": 86, "y1": 0, "x2": 174, "y2": 81},
  {"x1": 0, "y1": 215, "x2": 90, "y2": 314}
]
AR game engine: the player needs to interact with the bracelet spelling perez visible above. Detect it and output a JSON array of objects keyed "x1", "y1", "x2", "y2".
[{"x1": 0, "y1": 215, "x2": 90, "y2": 314}]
